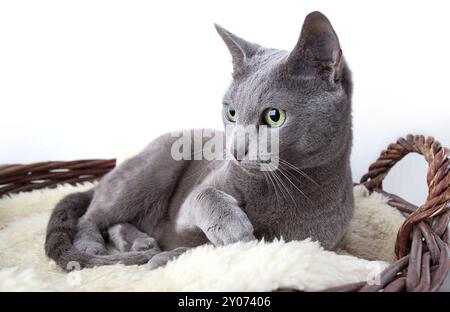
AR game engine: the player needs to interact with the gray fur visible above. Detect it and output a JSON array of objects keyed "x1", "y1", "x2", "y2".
[
  {"x1": 108, "y1": 223, "x2": 159, "y2": 252},
  {"x1": 45, "y1": 11, "x2": 354, "y2": 271}
]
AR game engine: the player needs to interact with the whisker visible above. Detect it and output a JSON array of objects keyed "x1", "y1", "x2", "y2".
[
  {"x1": 277, "y1": 157, "x2": 338, "y2": 205},
  {"x1": 262, "y1": 171, "x2": 279, "y2": 207},
  {"x1": 277, "y1": 165, "x2": 313, "y2": 204},
  {"x1": 277, "y1": 158, "x2": 321, "y2": 188},
  {"x1": 266, "y1": 166, "x2": 282, "y2": 205},
  {"x1": 271, "y1": 167, "x2": 296, "y2": 206}
]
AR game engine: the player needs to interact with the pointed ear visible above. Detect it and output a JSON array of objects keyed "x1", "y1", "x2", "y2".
[
  {"x1": 215, "y1": 24, "x2": 260, "y2": 77},
  {"x1": 287, "y1": 11, "x2": 343, "y2": 81}
]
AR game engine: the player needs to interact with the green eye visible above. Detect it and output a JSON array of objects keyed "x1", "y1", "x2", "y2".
[
  {"x1": 264, "y1": 108, "x2": 286, "y2": 127},
  {"x1": 225, "y1": 104, "x2": 237, "y2": 122}
]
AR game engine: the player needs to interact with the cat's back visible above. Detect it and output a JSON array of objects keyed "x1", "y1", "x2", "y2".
[{"x1": 93, "y1": 128, "x2": 224, "y2": 209}]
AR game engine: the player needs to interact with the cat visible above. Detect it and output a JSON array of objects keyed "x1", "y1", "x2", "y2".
[{"x1": 45, "y1": 11, "x2": 354, "y2": 271}]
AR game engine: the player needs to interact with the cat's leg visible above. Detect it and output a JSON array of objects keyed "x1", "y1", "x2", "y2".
[
  {"x1": 146, "y1": 247, "x2": 188, "y2": 270},
  {"x1": 73, "y1": 217, "x2": 161, "y2": 265},
  {"x1": 73, "y1": 217, "x2": 160, "y2": 266},
  {"x1": 177, "y1": 187, "x2": 255, "y2": 246},
  {"x1": 108, "y1": 223, "x2": 159, "y2": 252},
  {"x1": 108, "y1": 224, "x2": 189, "y2": 269},
  {"x1": 89, "y1": 249, "x2": 160, "y2": 266},
  {"x1": 74, "y1": 218, "x2": 108, "y2": 255}
]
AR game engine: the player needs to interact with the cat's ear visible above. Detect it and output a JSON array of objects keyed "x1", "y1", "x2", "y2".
[
  {"x1": 287, "y1": 11, "x2": 343, "y2": 81},
  {"x1": 215, "y1": 24, "x2": 260, "y2": 77}
]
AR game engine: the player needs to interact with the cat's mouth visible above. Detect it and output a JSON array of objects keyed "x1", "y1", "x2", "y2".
[{"x1": 231, "y1": 157, "x2": 279, "y2": 172}]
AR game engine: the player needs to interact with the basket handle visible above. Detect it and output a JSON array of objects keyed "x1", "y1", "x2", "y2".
[{"x1": 360, "y1": 134, "x2": 450, "y2": 259}]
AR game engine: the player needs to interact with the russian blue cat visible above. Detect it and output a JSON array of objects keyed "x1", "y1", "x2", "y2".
[{"x1": 45, "y1": 11, "x2": 354, "y2": 270}]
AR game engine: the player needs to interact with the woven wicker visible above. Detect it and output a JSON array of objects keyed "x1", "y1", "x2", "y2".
[
  {"x1": 0, "y1": 159, "x2": 116, "y2": 196},
  {"x1": 0, "y1": 134, "x2": 448, "y2": 292}
]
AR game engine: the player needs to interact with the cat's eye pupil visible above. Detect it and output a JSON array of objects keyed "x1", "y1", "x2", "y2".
[
  {"x1": 268, "y1": 109, "x2": 280, "y2": 122},
  {"x1": 225, "y1": 104, "x2": 237, "y2": 122},
  {"x1": 263, "y1": 107, "x2": 285, "y2": 127}
]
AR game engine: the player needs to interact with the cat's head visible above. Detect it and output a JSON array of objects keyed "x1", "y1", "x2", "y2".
[{"x1": 216, "y1": 11, "x2": 352, "y2": 170}]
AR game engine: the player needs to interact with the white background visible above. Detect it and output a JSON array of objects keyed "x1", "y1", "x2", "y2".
[{"x1": 1, "y1": 0, "x2": 449, "y2": 206}]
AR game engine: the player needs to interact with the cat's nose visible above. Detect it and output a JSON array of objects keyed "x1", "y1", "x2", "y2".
[{"x1": 230, "y1": 137, "x2": 249, "y2": 161}]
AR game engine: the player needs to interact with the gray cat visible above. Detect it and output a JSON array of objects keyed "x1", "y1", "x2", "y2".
[{"x1": 45, "y1": 11, "x2": 354, "y2": 271}]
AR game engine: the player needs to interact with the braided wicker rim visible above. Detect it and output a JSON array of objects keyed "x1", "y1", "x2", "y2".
[
  {"x1": 0, "y1": 159, "x2": 116, "y2": 196},
  {"x1": 0, "y1": 135, "x2": 448, "y2": 292},
  {"x1": 325, "y1": 135, "x2": 450, "y2": 292}
]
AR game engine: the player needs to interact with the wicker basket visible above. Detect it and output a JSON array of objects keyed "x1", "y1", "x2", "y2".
[{"x1": 0, "y1": 134, "x2": 448, "y2": 292}]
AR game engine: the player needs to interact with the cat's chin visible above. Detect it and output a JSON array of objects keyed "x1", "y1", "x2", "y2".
[{"x1": 230, "y1": 159, "x2": 275, "y2": 173}]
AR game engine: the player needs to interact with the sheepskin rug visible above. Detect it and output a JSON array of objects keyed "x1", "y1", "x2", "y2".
[{"x1": 0, "y1": 182, "x2": 405, "y2": 292}]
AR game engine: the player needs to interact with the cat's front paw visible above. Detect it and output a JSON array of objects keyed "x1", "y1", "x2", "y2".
[
  {"x1": 131, "y1": 237, "x2": 159, "y2": 252},
  {"x1": 146, "y1": 247, "x2": 188, "y2": 270},
  {"x1": 75, "y1": 241, "x2": 108, "y2": 255},
  {"x1": 204, "y1": 208, "x2": 255, "y2": 246}
]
